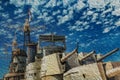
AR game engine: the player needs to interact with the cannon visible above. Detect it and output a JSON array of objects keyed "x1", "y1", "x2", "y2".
[
  {"x1": 78, "y1": 51, "x2": 95, "y2": 61},
  {"x1": 97, "y1": 48, "x2": 119, "y2": 62},
  {"x1": 40, "y1": 48, "x2": 78, "y2": 80},
  {"x1": 61, "y1": 48, "x2": 77, "y2": 63},
  {"x1": 63, "y1": 48, "x2": 120, "y2": 80},
  {"x1": 106, "y1": 67, "x2": 120, "y2": 78}
]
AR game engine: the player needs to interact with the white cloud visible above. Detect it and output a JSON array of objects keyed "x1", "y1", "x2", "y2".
[
  {"x1": 115, "y1": 20, "x2": 120, "y2": 26},
  {"x1": 58, "y1": 15, "x2": 70, "y2": 25},
  {"x1": 44, "y1": 16, "x2": 53, "y2": 22},
  {"x1": 87, "y1": 10, "x2": 94, "y2": 15},
  {"x1": 96, "y1": 21, "x2": 102, "y2": 24},
  {"x1": 80, "y1": 14, "x2": 87, "y2": 20},
  {"x1": 31, "y1": 5, "x2": 40, "y2": 15},
  {"x1": 75, "y1": 21, "x2": 82, "y2": 26},
  {"x1": 91, "y1": 39, "x2": 98, "y2": 44},
  {"x1": 2, "y1": 13, "x2": 9, "y2": 19},
  {"x1": 45, "y1": 0, "x2": 57, "y2": 8},
  {"x1": 32, "y1": 0, "x2": 40, "y2": 5},
  {"x1": 58, "y1": 10, "x2": 73, "y2": 25},
  {"x1": 83, "y1": 22, "x2": 88, "y2": 26},
  {"x1": 0, "y1": 48, "x2": 5, "y2": 51},
  {"x1": 68, "y1": 20, "x2": 90, "y2": 32},
  {"x1": 84, "y1": 25, "x2": 90, "y2": 29},
  {"x1": 62, "y1": 0, "x2": 75, "y2": 7},
  {"x1": 108, "y1": 0, "x2": 120, "y2": 16},
  {"x1": 34, "y1": 0, "x2": 47, "y2": 5},
  {"x1": 103, "y1": 27, "x2": 112, "y2": 33},
  {"x1": 0, "y1": 29, "x2": 8, "y2": 35},
  {"x1": 39, "y1": 11, "x2": 53, "y2": 22},
  {"x1": 76, "y1": 28, "x2": 84, "y2": 31},
  {"x1": 104, "y1": 21, "x2": 110, "y2": 25},
  {"x1": 68, "y1": 26, "x2": 84, "y2": 32},
  {"x1": 43, "y1": 33, "x2": 53, "y2": 35},
  {"x1": 52, "y1": 10, "x2": 60, "y2": 16},
  {"x1": 8, "y1": 24, "x2": 20, "y2": 29},
  {"x1": 10, "y1": 0, "x2": 46, "y2": 7},
  {"x1": 88, "y1": 0, "x2": 106, "y2": 9},
  {"x1": 68, "y1": 26, "x2": 76, "y2": 31},
  {"x1": 57, "y1": 15, "x2": 62, "y2": 19},
  {"x1": 14, "y1": 9, "x2": 22, "y2": 15},
  {"x1": 1, "y1": 23, "x2": 7, "y2": 28},
  {"x1": 79, "y1": 43, "x2": 86, "y2": 47},
  {"x1": 63, "y1": 9, "x2": 68, "y2": 15},
  {"x1": 14, "y1": 14, "x2": 26, "y2": 19},
  {"x1": 30, "y1": 20, "x2": 41, "y2": 25},
  {"x1": 109, "y1": 33, "x2": 120, "y2": 38},
  {"x1": 69, "y1": 9, "x2": 74, "y2": 15},
  {"x1": 69, "y1": 33, "x2": 74, "y2": 36},
  {"x1": 62, "y1": 0, "x2": 69, "y2": 7},
  {"x1": 10, "y1": 0, "x2": 25, "y2": 7},
  {"x1": 91, "y1": 13, "x2": 98, "y2": 22},
  {"x1": 73, "y1": 0, "x2": 85, "y2": 11},
  {"x1": 79, "y1": 43, "x2": 90, "y2": 47},
  {"x1": 103, "y1": 26, "x2": 117, "y2": 33},
  {"x1": 7, "y1": 34, "x2": 13, "y2": 39},
  {"x1": 38, "y1": 12, "x2": 53, "y2": 22},
  {"x1": 57, "y1": 0, "x2": 85, "y2": 25},
  {"x1": 57, "y1": 7, "x2": 74, "y2": 25},
  {"x1": 114, "y1": 33, "x2": 120, "y2": 36},
  {"x1": 56, "y1": 0, "x2": 62, "y2": 6},
  {"x1": 109, "y1": 0, "x2": 120, "y2": 9},
  {"x1": 35, "y1": 34, "x2": 39, "y2": 38},
  {"x1": 7, "y1": 19, "x2": 12, "y2": 23},
  {"x1": 102, "y1": 8, "x2": 112, "y2": 15},
  {"x1": 112, "y1": 9, "x2": 120, "y2": 16},
  {"x1": 43, "y1": 12, "x2": 48, "y2": 17},
  {"x1": 37, "y1": 14, "x2": 43, "y2": 19}
]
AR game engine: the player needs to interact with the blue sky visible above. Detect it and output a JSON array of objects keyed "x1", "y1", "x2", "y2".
[{"x1": 0, "y1": 0, "x2": 120, "y2": 78}]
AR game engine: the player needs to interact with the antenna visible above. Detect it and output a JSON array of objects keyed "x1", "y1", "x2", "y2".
[
  {"x1": 76, "y1": 42, "x2": 79, "y2": 53},
  {"x1": 28, "y1": 9, "x2": 32, "y2": 22},
  {"x1": 12, "y1": 31, "x2": 17, "y2": 51}
]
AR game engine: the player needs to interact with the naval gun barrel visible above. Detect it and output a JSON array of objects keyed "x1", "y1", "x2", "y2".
[
  {"x1": 79, "y1": 51, "x2": 95, "y2": 61},
  {"x1": 61, "y1": 48, "x2": 77, "y2": 63},
  {"x1": 97, "y1": 48, "x2": 119, "y2": 62}
]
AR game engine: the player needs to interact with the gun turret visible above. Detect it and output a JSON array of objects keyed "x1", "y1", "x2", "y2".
[
  {"x1": 106, "y1": 67, "x2": 120, "y2": 78},
  {"x1": 97, "y1": 48, "x2": 119, "y2": 62},
  {"x1": 61, "y1": 48, "x2": 77, "y2": 63}
]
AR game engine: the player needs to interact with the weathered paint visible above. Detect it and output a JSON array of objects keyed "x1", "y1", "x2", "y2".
[
  {"x1": 25, "y1": 59, "x2": 41, "y2": 80},
  {"x1": 40, "y1": 53, "x2": 64, "y2": 77},
  {"x1": 64, "y1": 63, "x2": 103, "y2": 80}
]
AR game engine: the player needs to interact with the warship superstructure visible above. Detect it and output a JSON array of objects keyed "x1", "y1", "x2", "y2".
[
  {"x1": 4, "y1": 34, "x2": 27, "y2": 80},
  {"x1": 3, "y1": 18, "x2": 120, "y2": 80}
]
